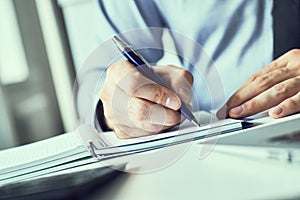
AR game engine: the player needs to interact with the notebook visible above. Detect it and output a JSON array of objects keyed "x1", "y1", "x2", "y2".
[
  {"x1": 0, "y1": 111, "x2": 250, "y2": 186},
  {"x1": 0, "y1": 132, "x2": 98, "y2": 185}
]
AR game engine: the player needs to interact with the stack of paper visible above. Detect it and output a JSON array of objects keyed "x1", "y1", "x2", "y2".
[
  {"x1": 0, "y1": 132, "x2": 97, "y2": 185},
  {"x1": 0, "y1": 111, "x2": 249, "y2": 186},
  {"x1": 80, "y1": 112, "x2": 249, "y2": 160}
]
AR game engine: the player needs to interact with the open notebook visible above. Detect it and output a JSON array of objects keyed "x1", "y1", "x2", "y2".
[{"x1": 0, "y1": 111, "x2": 251, "y2": 186}]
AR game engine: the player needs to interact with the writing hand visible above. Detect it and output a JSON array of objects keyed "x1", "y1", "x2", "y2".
[
  {"x1": 99, "y1": 61, "x2": 193, "y2": 138},
  {"x1": 218, "y1": 49, "x2": 300, "y2": 119}
]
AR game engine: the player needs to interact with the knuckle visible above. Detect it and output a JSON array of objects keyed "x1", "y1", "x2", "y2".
[
  {"x1": 278, "y1": 67, "x2": 289, "y2": 75},
  {"x1": 295, "y1": 77, "x2": 300, "y2": 87},
  {"x1": 249, "y1": 73, "x2": 258, "y2": 82},
  {"x1": 242, "y1": 100, "x2": 258, "y2": 114},
  {"x1": 294, "y1": 63, "x2": 300, "y2": 71},
  {"x1": 242, "y1": 102, "x2": 251, "y2": 111},
  {"x1": 107, "y1": 60, "x2": 134, "y2": 79},
  {"x1": 169, "y1": 66, "x2": 194, "y2": 86},
  {"x1": 119, "y1": 60, "x2": 132, "y2": 69},
  {"x1": 180, "y1": 69, "x2": 194, "y2": 84},
  {"x1": 288, "y1": 49, "x2": 300, "y2": 56},
  {"x1": 273, "y1": 84, "x2": 288, "y2": 97},
  {"x1": 229, "y1": 94, "x2": 242, "y2": 106},
  {"x1": 152, "y1": 86, "x2": 165, "y2": 104},
  {"x1": 106, "y1": 62, "x2": 118, "y2": 76},
  {"x1": 178, "y1": 89, "x2": 191, "y2": 104},
  {"x1": 257, "y1": 75, "x2": 272, "y2": 88},
  {"x1": 284, "y1": 98, "x2": 298, "y2": 110},
  {"x1": 269, "y1": 60, "x2": 279, "y2": 69}
]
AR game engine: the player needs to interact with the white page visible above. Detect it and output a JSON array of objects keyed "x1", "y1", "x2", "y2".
[
  {"x1": 99, "y1": 111, "x2": 242, "y2": 147},
  {"x1": 84, "y1": 111, "x2": 246, "y2": 159},
  {"x1": 93, "y1": 122, "x2": 244, "y2": 160},
  {"x1": 0, "y1": 151, "x2": 90, "y2": 180},
  {"x1": 0, "y1": 156, "x2": 98, "y2": 186},
  {"x1": 0, "y1": 111, "x2": 253, "y2": 185},
  {"x1": 0, "y1": 132, "x2": 86, "y2": 175}
]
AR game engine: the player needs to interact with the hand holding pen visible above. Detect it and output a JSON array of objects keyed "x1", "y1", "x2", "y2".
[{"x1": 97, "y1": 36, "x2": 197, "y2": 138}]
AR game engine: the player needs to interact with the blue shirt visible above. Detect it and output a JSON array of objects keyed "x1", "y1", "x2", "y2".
[{"x1": 77, "y1": 0, "x2": 274, "y2": 127}]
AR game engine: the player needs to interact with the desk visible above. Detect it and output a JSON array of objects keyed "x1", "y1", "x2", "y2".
[
  {"x1": 83, "y1": 116, "x2": 300, "y2": 200},
  {"x1": 2, "y1": 116, "x2": 300, "y2": 200},
  {"x1": 86, "y1": 142, "x2": 300, "y2": 200}
]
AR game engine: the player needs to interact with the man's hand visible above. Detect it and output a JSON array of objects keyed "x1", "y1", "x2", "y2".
[
  {"x1": 218, "y1": 49, "x2": 300, "y2": 119},
  {"x1": 99, "y1": 61, "x2": 193, "y2": 138}
]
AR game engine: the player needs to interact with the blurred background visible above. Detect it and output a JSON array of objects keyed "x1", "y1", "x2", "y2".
[{"x1": 0, "y1": 0, "x2": 104, "y2": 150}]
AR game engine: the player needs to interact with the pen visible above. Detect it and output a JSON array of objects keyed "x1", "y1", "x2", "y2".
[{"x1": 112, "y1": 35, "x2": 200, "y2": 127}]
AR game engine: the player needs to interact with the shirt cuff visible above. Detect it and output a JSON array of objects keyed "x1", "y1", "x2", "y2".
[{"x1": 95, "y1": 100, "x2": 112, "y2": 132}]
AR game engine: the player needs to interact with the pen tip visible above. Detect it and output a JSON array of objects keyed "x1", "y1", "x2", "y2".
[{"x1": 191, "y1": 119, "x2": 201, "y2": 127}]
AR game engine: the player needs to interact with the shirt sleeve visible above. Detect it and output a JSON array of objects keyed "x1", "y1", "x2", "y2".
[{"x1": 76, "y1": 0, "x2": 166, "y2": 131}]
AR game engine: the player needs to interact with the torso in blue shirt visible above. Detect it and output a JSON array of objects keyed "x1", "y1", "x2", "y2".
[{"x1": 98, "y1": 0, "x2": 274, "y2": 110}]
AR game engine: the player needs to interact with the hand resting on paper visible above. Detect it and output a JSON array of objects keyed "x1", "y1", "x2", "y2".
[
  {"x1": 98, "y1": 61, "x2": 193, "y2": 138},
  {"x1": 218, "y1": 49, "x2": 300, "y2": 119}
]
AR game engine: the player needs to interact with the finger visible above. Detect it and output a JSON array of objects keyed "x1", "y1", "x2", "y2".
[
  {"x1": 128, "y1": 97, "x2": 182, "y2": 127},
  {"x1": 155, "y1": 65, "x2": 194, "y2": 103},
  {"x1": 229, "y1": 77, "x2": 300, "y2": 118},
  {"x1": 108, "y1": 60, "x2": 155, "y2": 94},
  {"x1": 132, "y1": 83, "x2": 181, "y2": 110},
  {"x1": 218, "y1": 49, "x2": 300, "y2": 118},
  {"x1": 155, "y1": 65, "x2": 194, "y2": 85},
  {"x1": 107, "y1": 60, "x2": 138, "y2": 84},
  {"x1": 234, "y1": 52, "x2": 289, "y2": 93},
  {"x1": 269, "y1": 92, "x2": 300, "y2": 119},
  {"x1": 108, "y1": 61, "x2": 182, "y2": 110},
  {"x1": 103, "y1": 93, "x2": 181, "y2": 134},
  {"x1": 216, "y1": 106, "x2": 228, "y2": 119},
  {"x1": 226, "y1": 67, "x2": 298, "y2": 109},
  {"x1": 234, "y1": 49, "x2": 300, "y2": 95},
  {"x1": 100, "y1": 83, "x2": 130, "y2": 129},
  {"x1": 113, "y1": 97, "x2": 182, "y2": 138},
  {"x1": 101, "y1": 66, "x2": 183, "y2": 130},
  {"x1": 114, "y1": 126, "x2": 153, "y2": 139},
  {"x1": 114, "y1": 124, "x2": 173, "y2": 139}
]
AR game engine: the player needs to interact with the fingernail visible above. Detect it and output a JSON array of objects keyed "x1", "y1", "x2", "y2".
[
  {"x1": 216, "y1": 105, "x2": 228, "y2": 119},
  {"x1": 230, "y1": 106, "x2": 243, "y2": 115},
  {"x1": 166, "y1": 97, "x2": 180, "y2": 110},
  {"x1": 271, "y1": 107, "x2": 283, "y2": 115}
]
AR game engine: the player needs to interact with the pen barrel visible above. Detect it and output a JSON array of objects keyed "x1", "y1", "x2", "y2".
[
  {"x1": 123, "y1": 47, "x2": 145, "y2": 67},
  {"x1": 123, "y1": 48, "x2": 169, "y2": 87},
  {"x1": 179, "y1": 102, "x2": 196, "y2": 121},
  {"x1": 122, "y1": 47, "x2": 197, "y2": 124}
]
